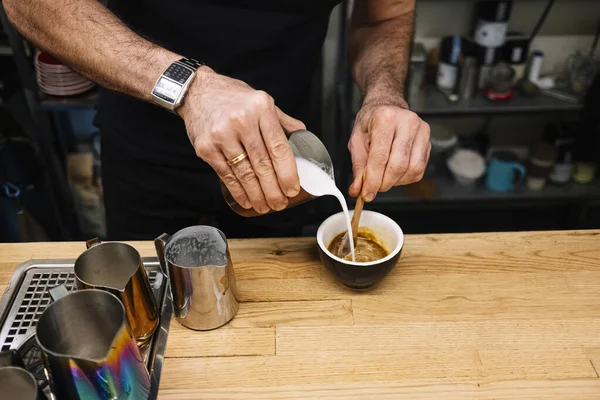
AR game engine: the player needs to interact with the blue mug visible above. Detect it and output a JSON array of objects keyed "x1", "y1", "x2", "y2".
[{"x1": 485, "y1": 154, "x2": 526, "y2": 192}]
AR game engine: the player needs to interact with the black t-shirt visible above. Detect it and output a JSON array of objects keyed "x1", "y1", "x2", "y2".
[{"x1": 95, "y1": 0, "x2": 341, "y2": 169}]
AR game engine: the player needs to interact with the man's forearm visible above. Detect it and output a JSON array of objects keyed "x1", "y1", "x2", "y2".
[
  {"x1": 4, "y1": 0, "x2": 181, "y2": 102},
  {"x1": 350, "y1": 11, "x2": 414, "y2": 107}
]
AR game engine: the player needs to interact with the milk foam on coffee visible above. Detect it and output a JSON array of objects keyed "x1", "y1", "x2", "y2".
[{"x1": 295, "y1": 157, "x2": 356, "y2": 261}]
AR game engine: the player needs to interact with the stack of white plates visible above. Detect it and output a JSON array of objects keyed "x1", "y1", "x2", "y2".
[{"x1": 35, "y1": 51, "x2": 95, "y2": 96}]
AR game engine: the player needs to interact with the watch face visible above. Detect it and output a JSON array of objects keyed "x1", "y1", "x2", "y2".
[{"x1": 152, "y1": 77, "x2": 181, "y2": 103}]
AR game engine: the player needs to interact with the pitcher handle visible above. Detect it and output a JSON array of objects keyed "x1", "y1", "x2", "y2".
[
  {"x1": 154, "y1": 234, "x2": 170, "y2": 278},
  {"x1": 85, "y1": 237, "x2": 101, "y2": 249}
]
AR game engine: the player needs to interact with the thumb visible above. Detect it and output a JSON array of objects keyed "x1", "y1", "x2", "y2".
[
  {"x1": 348, "y1": 135, "x2": 368, "y2": 197},
  {"x1": 277, "y1": 107, "x2": 306, "y2": 134},
  {"x1": 349, "y1": 165, "x2": 366, "y2": 197}
]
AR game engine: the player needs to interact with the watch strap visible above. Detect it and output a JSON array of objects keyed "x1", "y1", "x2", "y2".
[{"x1": 177, "y1": 57, "x2": 202, "y2": 71}]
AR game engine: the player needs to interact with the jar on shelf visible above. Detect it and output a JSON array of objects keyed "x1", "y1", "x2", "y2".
[{"x1": 427, "y1": 124, "x2": 458, "y2": 176}]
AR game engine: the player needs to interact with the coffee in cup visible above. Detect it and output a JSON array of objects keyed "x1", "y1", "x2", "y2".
[{"x1": 327, "y1": 227, "x2": 389, "y2": 263}]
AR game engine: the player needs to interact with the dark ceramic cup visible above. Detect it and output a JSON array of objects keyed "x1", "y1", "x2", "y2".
[{"x1": 316, "y1": 210, "x2": 404, "y2": 290}]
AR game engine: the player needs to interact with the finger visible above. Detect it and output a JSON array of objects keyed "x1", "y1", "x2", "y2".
[
  {"x1": 221, "y1": 142, "x2": 271, "y2": 214},
  {"x1": 208, "y1": 153, "x2": 252, "y2": 210},
  {"x1": 347, "y1": 126, "x2": 368, "y2": 197},
  {"x1": 240, "y1": 124, "x2": 289, "y2": 212},
  {"x1": 276, "y1": 107, "x2": 306, "y2": 134},
  {"x1": 379, "y1": 130, "x2": 414, "y2": 192},
  {"x1": 259, "y1": 112, "x2": 300, "y2": 198},
  {"x1": 395, "y1": 124, "x2": 431, "y2": 186},
  {"x1": 362, "y1": 109, "x2": 396, "y2": 202}
]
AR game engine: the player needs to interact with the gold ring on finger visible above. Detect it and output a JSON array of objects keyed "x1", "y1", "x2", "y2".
[{"x1": 227, "y1": 151, "x2": 248, "y2": 166}]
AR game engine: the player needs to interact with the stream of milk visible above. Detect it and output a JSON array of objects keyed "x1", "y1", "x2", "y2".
[{"x1": 295, "y1": 157, "x2": 356, "y2": 262}]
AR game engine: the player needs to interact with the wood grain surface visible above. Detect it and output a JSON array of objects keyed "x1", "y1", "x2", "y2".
[{"x1": 1, "y1": 230, "x2": 600, "y2": 399}]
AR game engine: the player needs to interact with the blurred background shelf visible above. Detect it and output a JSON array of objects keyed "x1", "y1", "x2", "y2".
[
  {"x1": 37, "y1": 89, "x2": 99, "y2": 111},
  {"x1": 0, "y1": 44, "x2": 12, "y2": 56},
  {"x1": 409, "y1": 87, "x2": 582, "y2": 116},
  {"x1": 364, "y1": 174, "x2": 600, "y2": 205}
]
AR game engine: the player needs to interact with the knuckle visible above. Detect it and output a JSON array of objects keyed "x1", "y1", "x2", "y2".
[
  {"x1": 253, "y1": 90, "x2": 273, "y2": 109},
  {"x1": 371, "y1": 151, "x2": 389, "y2": 166},
  {"x1": 422, "y1": 121, "x2": 431, "y2": 135},
  {"x1": 348, "y1": 135, "x2": 363, "y2": 152},
  {"x1": 194, "y1": 140, "x2": 212, "y2": 158},
  {"x1": 410, "y1": 164, "x2": 426, "y2": 179},
  {"x1": 380, "y1": 183, "x2": 393, "y2": 193},
  {"x1": 237, "y1": 162, "x2": 256, "y2": 184},
  {"x1": 253, "y1": 156, "x2": 275, "y2": 178},
  {"x1": 229, "y1": 108, "x2": 249, "y2": 124},
  {"x1": 221, "y1": 173, "x2": 238, "y2": 186},
  {"x1": 347, "y1": 139, "x2": 355, "y2": 152},
  {"x1": 244, "y1": 142, "x2": 261, "y2": 159},
  {"x1": 390, "y1": 160, "x2": 409, "y2": 176},
  {"x1": 405, "y1": 112, "x2": 422, "y2": 130},
  {"x1": 396, "y1": 138, "x2": 412, "y2": 157},
  {"x1": 270, "y1": 140, "x2": 290, "y2": 161},
  {"x1": 373, "y1": 106, "x2": 398, "y2": 123},
  {"x1": 208, "y1": 123, "x2": 227, "y2": 140},
  {"x1": 422, "y1": 125, "x2": 431, "y2": 142}
]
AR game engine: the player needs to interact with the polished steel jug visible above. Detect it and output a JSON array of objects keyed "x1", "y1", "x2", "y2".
[
  {"x1": 221, "y1": 129, "x2": 334, "y2": 217},
  {"x1": 0, "y1": 366, "x2": 45, "y2": 400},
  {"x1": 36, "y1": 286, "x2": 150, "y2": 400},
  {"x1": 154, "y1": 225, "x2": 238, "y2": 330},
  {"x1": 75, "y1": 239, "x2": 159, "y2": 344}
]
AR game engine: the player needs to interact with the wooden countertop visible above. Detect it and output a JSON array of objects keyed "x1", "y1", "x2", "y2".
[{"x1": 1, "y1": 231, "x2": 600, "y2": 399}]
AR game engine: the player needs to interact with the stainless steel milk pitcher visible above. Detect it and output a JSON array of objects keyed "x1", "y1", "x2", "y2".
[
  {"x1": 74, "y1": 238, "x2": 159, "y2": 344},
  {"x1": 154, "y1": 225, "x2": 239, "y2": 330},
  {"x1": 221, "y1": 129, "x2": 334, "y2": 217},
  {"x1": 35, "y1": 286, "x2": 151, "y2": 400},
  {"x1": 0, "y1": 366, "x2": 45, "y2": 400}
]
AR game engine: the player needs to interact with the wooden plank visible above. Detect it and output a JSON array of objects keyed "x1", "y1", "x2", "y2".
[
  {"x1": 158, "y1": 381, "x2": 478, "y2": 400},
  {"x1": 160, "y1": 349, "x2": 595, "y2": 390},
  {"x1": 353, "y1": 272, "x2": 600, "y2": 323},
  {"x1": 160, "y1": 352, "x2": 479, "y2": 389},
  {"x1": 228, "y1": 300, "x2": 353, "y2": 328},
  {"x1": 585, "y1": 347, "x2": 600, "y2": 377},
  {"x1": 164, "y1": 299, "x2": 353, "y2": 358},
  {"x1": 166, "y1": 323, "x2": 274, "y2": 357},
  {"x1": 158, "y1": 380, "x2": 600, "y2": 400},
  {"x1": 235, "y1": 277, "x2": 349, "y2": 302},
  {"x1": 276, "y1": 320, "x2": 600, "y2": 355},
  {"x1": 478, "y1": 379, "x2": 600, "y2": 400},
  {"x1": 477, "y1": 347, "x2": 596, "y2": 380}
]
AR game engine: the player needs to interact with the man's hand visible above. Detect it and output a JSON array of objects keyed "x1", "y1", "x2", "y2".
[
  {"x1": 348, "y1": 0, "x2": 425, "y2": 201},
  {"x1": 178, "y1": 67, "x2": 305, "y2": 214},
  {"x1": 348, "y1": 99, "x2": 430, "y2": 201}
]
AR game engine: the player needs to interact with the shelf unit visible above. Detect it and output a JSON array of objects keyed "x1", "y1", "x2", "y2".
[
  {"x1": 0, "y1": 6, "x2": 82, "y2": 240},
  {"x1": 408, "y1": 87, "x2": 582, "y2": 116},
  {"x1": 38, "y1": 89, "x2": 99, "y2": 111},
  {"x1": 361, "y1": 175, "x2": 600, "y2": 205}
]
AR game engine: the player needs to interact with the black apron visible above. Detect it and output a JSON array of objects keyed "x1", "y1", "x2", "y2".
[{"x1": 95, "y1": 0, "x2": 341, "y2": 240}]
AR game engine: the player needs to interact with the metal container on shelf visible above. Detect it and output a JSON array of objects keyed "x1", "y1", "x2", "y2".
[{"x1": 459, "y1": 57, "x2": 479, "y2": 99}]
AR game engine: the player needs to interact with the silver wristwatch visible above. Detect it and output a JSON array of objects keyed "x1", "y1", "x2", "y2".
[{"x1": 151, "y1": 57, "x2": 202, "y2": 112}]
